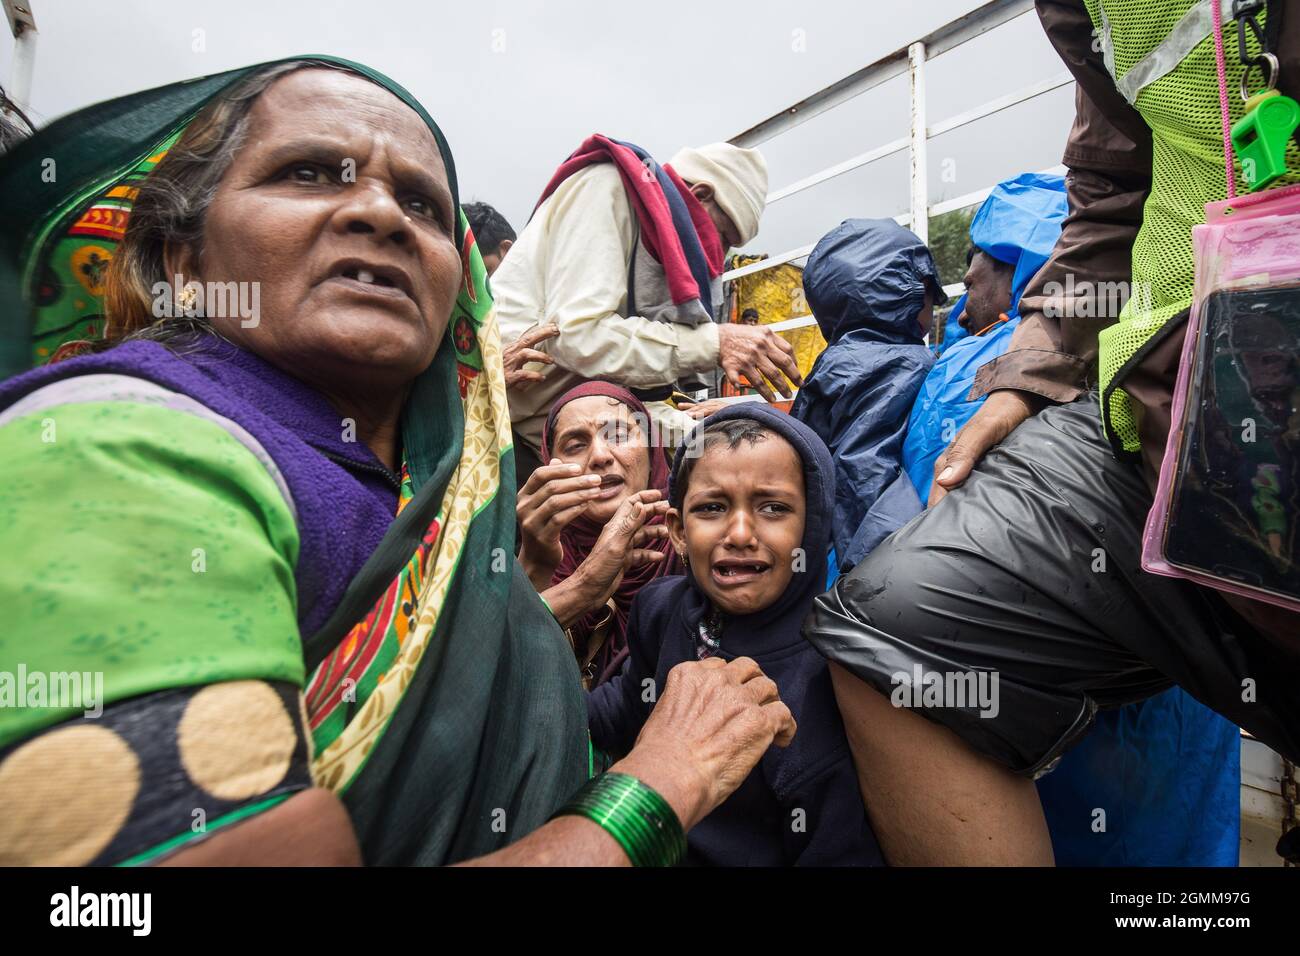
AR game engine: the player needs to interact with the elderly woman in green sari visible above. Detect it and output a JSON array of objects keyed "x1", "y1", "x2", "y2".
[{"x1": 0, "y1": 59, "x2": 795, "y2": 866}]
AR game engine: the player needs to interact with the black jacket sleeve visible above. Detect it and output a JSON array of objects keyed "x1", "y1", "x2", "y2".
[{"x1": 586, "y1": 592, "x2": 658, "y2": 757}]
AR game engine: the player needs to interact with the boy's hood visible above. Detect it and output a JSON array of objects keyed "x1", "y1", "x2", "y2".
[{"x1": 670, "y1": 402, "x2": 833, "y2": 632}]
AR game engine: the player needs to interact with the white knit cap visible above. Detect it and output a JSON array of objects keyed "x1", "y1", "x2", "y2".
[{"x1": 669, "y1": 143, "x2": 768, "y2": 246}]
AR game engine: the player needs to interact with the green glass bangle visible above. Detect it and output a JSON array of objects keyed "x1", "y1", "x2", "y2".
[{"x1": 553, "y1": 771, "x2": 686, "y2": 867}]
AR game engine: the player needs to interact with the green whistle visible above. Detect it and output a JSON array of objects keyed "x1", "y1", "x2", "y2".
[{"x1": 1232, "y1": 88, "x2": 1300, "y2": 191}]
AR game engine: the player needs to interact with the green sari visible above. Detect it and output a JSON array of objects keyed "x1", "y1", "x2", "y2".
[{"x1": 0, "y1": 57, "x2": 588, "y2": 865}]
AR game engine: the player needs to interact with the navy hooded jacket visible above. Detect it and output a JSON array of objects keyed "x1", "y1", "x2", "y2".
[
  {"x1": 790, "y1": 218, "x2": 943, "y2": 574},
  {"x1": 587, "y1": 403, "x2": 882, "y2": 867}
]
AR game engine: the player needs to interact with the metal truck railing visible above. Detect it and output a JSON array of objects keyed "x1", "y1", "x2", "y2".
[{"x1": 723, "y1": 0, "x2": 1069, "y2": 325}]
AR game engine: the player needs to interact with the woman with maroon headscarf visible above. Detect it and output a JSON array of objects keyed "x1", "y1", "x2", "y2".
[{"x1": 518, "y1": 382, "x2": 681, "y2": 687}]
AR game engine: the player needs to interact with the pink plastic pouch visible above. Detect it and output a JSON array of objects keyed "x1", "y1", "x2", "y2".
[{"x1": 1141, "y1": 182, "x2": 1300, "y2": 612}]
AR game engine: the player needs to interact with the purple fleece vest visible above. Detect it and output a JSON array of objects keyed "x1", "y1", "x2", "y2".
[{"x1": 0, "y1": 335, "x2": 400, "y2": 637}]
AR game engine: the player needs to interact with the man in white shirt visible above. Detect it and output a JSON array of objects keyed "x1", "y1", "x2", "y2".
[{"x1": 494, "y1": 142, "x2": 802, "y2": 485}]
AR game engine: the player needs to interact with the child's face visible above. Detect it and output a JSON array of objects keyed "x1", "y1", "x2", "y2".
[{"x1": 668, "y1": 435, "x2": 806, "y2": 616}]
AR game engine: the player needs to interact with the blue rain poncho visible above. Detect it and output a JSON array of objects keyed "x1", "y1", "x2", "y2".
[
  {"x1": 790, "y1": 218, "x2": 942, "y2": 575},
  {"x1": 902, "y1": 172, "x2": 1068, "y2": 500},
  {"x1": 1038, "y1": 688, "x2": 1240, "y2": 866}
]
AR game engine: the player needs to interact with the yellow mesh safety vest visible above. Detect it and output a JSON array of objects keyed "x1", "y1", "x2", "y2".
[{"x1": 1084, "y1": 0, "x2": 1300, "y2": 452}]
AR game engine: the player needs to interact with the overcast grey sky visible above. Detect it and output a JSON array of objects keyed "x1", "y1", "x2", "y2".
[{"x1": 3, "y1": 0, "x2": 1075, "y2": 265}]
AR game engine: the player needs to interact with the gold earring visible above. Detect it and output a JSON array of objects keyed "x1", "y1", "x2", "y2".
[
  {"x1": 679, "y1": 551, "x2": 689, "y2": 567},
  {"x1": 176, "y1": 284, "x2": 198, "y2": 315}
]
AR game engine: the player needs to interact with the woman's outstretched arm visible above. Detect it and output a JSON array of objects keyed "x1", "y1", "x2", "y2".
[{"x1": 158, "y1": 657, "x2": 793, "y2": 867}]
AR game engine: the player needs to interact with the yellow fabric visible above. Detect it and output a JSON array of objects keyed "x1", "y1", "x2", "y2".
[
  {"x1": 730, "y1": 256, "x2": 827, "y2": 382},
  {"x1": 1084, "y1": 0, "x2": 1300, "y2": 451}
]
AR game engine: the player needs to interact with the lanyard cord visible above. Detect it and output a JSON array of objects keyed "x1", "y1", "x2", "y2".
[{"x1": 1211, "y1": 0, "x2": 1238, "y2": 199}]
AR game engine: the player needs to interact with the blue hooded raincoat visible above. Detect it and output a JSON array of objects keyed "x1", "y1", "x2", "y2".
[
  {"x1": 790, "y1": 218, "x2": 943, "y2": 576},
  {"x1": 902, "y1": 172, "x2": 1068, "y2": 500}
]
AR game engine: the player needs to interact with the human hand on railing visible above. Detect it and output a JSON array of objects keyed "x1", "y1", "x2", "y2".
[
  {"x1": 717, "y1": 323, "x2": 803, "y2": 403},
  {"x1": 679, "y1": 398, "x2": 730, "y2": 420}
]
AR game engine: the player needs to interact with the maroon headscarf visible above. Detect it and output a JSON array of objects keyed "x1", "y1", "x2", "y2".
[{"x1": 541, "y1": 381, "x2": 680, "y2": 686}]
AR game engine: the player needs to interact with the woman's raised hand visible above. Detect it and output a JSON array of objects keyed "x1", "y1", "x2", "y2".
[
  {"x1": 570, "y1": 489, "x2": 670, "y2": 607},
  {"x1": 517, "y1": 459, "x2": 605, "y2": 588}
]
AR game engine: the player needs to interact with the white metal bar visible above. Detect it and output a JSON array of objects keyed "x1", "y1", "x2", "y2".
[
  {"x1": 764, "y1": 73, "x2": 1072, "y2": 206},
  {"x1": 730, "y1": 0, "x2": 1036, "y2": 148},
  {"x1": 720, "y1": 243, "x2": 816, "y2": 283},
  {"x1": 929, "y1": 186, "x2": 997, "y2": 219},
  {"x1": 766, "y1": 137, "x2": 908, "y2": 204},
  {"x1": 765, "y1": 72, "x2": 1072, "y2": 206},
  {"x1": 731, "y1": 59, "x2": 907, "y2": 153},
  {"x1": 724, "y1": 164, "x2": 1068, "y2": 286},
  {"x1": 928, "y1": 70, "x2": 1074, "y2": 138},
  {"x1": 721, "y1": 5, "x2": 1073, "y2": 285},
  {"x1": 714, "y1": 391, "x2": 803, "y2": 406},
  {"x1": 2, "y1": 0, "x2": 36, "y2": 37},
  {"x1": 908, "y1": 42, "x2": 929, "y2": 246},
  {"x1": 7, "y1": 27, "x2": 36, "y2": 110},
  {"x1": 724, "y1": 164, "x2": 1065, "y2": 286},
  {"x1": 763, "y1": 314, "x2": 818, "y2": 333}
]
